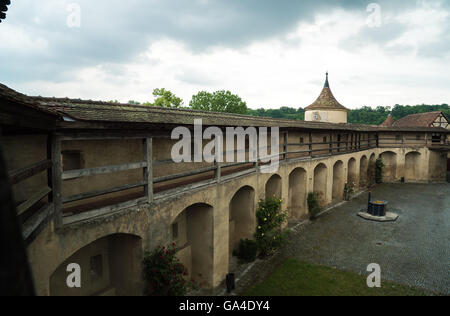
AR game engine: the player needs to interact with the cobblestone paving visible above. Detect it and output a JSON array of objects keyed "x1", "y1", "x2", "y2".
[{"x1": 232, "y1": 183, "x2": 450, "y2": 296}]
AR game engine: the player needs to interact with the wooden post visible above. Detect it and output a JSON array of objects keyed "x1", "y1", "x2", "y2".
[
  {"x1": 329, "y1": 132, "x2": 333, "y2": 155},
  {"x1": 283, "y1": 132, "x2": 288, "y2": 161},
  {"x1": 346, "y1": 134, "x2": 349, "y2": 153},
  {"x1": 51, "y1": 135, "x2": 62, "y2": 227},
  {"x1": 143, "y1": 138, "x2": 153, "y2": 203}
]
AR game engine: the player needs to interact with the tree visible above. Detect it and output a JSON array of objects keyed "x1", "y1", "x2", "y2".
[
  {"x1": 189, "y1": 90, "x2": 248, "y2": 114},
  {"x1": 149, "y1": 88, "x2": 183, "y2": 108}
]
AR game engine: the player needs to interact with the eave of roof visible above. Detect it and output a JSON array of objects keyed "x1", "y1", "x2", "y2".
[{"x1": 1, "y1": 83, "x2": 448, "y2": 133}]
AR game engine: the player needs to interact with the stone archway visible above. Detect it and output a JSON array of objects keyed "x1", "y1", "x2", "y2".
[
  {"x1": 380, "y1": 151, "x2": 397, "y2": 182},
  {"x1": 288, "y1": 167, "x2": 307, "y2": 219},
  {"x1": 171, "y1": 203, "x2": 214, "y2": 288},
  {"x1": 314, "y1": 163, "x2": 328, "y2": 207},
  {"x1": 405, "y1": 152, "x2": 421, "y2": 182},
  {"x1": 50, "y1": 234, "x2": 143, "y2": 296},
  {"x1": 347, "y1": 158, "x2": 357, "y2": 186},
  {"x1": 332, "y1": 161, "x2": 344, "y2": 202},
  {"x1": 265, "y1": 174, "x2": 282, "y2": 199},
  {"x1": 359, "y1": 156, "x2": 368, "y2": 188},
  {"x1": 229, "y1": 186, "x2": 256, "y2": 254}
]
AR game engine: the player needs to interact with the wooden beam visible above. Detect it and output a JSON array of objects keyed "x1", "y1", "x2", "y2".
[
  {"x1": 8, "y1": 160, "x2": 52, "y2": 185},
  {"x1": 16, "y1": 187, "x2": 52, "y2": 216},
  {"x1": 22, "y1": 203, "x2": 54, "y2": 241},
  {"x1": 153, "y1": 165, "x2": 216, "y2": 184},
  {"x1": 62, "y1": 161, "x2": 147, "y2": 180},
  {"x1": 51, "y1": 135, "x2": 63, "y2": 227},
  {"x1": 143, "y1": 138, "x2": 153, "y2": 203},
  {"x1": 63, "y1": 197, "x2": 147, "y2": 226},
  {"x1": 62, "y1": 181, "x2": 147, "y2": 204}
]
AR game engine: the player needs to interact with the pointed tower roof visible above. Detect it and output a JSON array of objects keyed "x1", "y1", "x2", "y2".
[
  {"x1": 305, "y1": 72, "x2": 349, "y2": 112},
  {"x1": 380, "y1": 114, "x2": 394, "y2": 127}
]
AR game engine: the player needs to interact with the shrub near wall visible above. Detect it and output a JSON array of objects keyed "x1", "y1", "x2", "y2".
[
  {"x1": 142, "y1": 243, "x2": 189, "y2": 296},
  {"x1": 255, "y1": 197, "x2": 288, "y2": 257},
  {"x1": 307, "y1": 192, "x2": 321, "y2": 220}
]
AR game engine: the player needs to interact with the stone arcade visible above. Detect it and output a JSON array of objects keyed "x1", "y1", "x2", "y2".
[{"x1": 0, "y1": 80, "x2": 448, "y2": 296}]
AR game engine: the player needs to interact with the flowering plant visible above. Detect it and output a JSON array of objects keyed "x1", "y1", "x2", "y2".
[
  {"x1": 142, "y1": 243, "x2": 188, "y2": 296},
  {"x1": 254, "y1": 196, "x2": 288, "y2": 257}
]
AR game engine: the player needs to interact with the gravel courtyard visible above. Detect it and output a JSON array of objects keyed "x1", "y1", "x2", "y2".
[{"x1": 235, "y1": 182, "x2": 450, "y2": 295}]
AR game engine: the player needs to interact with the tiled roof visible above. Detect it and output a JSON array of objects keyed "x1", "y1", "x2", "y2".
[
  {"x1": 0, "y1": 83, "x2": 448, "y2": 133},
  {"x1": 304, "y1": 73, "x2": 348, "y2": 112},
  {"x1": 392, "y1": 111, "x2": 445, "y2": 128}
]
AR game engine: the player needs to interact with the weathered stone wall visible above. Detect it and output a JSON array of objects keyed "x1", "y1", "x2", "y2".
[{"x1": 22, "y1": 142, "x2": 446, "y2": 296}]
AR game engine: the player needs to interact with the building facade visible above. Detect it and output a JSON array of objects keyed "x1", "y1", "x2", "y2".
[{"x1": 1, "y1": 83, "x2": 449, "y2": 296}]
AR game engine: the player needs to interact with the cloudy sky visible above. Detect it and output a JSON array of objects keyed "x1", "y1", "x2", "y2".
[{"x1": 1, "y1": 0, "x2": 449, "y2": 109}]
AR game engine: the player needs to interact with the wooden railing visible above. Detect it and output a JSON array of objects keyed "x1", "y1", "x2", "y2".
[
  {"x1": 8, "y1": 155, "x2": 54, "y2": 243},
  {"x1": 11, "y1": 131, "x2": 444, "y2": 231}
]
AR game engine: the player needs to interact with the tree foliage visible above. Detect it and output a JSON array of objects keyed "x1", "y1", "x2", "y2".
[
  {"x1": 145, "y1": 88, "x2": 183, "y2": 108},
  {"x1": 189, "y1": 90, "x2": 248, "y2": 114}
]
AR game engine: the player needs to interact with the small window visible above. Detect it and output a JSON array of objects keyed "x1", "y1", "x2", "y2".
[
  {"x1": 90, "y1": 255, "x2": 103, "y2": 281},
  {"x1": 62, "y1": 150, "x2": 83, "y2": 171},
  {"x1": 323, "y1": 137, "x2": 327, "y2": 143},
  {"x1": 172, "y1": 223, "x2": 179, "y2": 241},
  {"x1": 300, "y1": 137, "x2": 304, "y2": 144}
]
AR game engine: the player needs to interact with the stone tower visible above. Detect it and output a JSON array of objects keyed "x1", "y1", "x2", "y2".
[{"x1": 305, "y1": 72, "x2": 349, "y2": 123}]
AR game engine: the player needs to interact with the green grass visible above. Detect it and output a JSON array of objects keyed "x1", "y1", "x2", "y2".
[{"x1": 243, "y1": 259, "x2": 431, "y2": 296}]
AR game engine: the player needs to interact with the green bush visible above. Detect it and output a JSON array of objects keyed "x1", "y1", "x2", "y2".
[
  {"x1": 235, "y1": 239, "x2": 258, "y2": 263},
  {"x1": 343, "y1": 182, "x2": 355, "y2": 201},
  {"x1": 142, "y1": 243, "x2": 189, "y2": 296},
  {"x1": 307, "y1": 192, "x2": 321, "y2": 220},
  {"x1": 254, "y1": 196, "x2": 289, "y2": 257},
  {"x1": 375, "y1": 158, "x2": 384, "y2": 184}
]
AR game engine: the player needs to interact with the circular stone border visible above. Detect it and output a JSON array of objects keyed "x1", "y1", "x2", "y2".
[{"x1": 357, "y1": 209, "x2": 399, "y2": 222}]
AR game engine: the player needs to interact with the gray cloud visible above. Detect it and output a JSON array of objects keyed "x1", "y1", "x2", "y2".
[{"x1": 0, "y1": 0, "x2": 446, "y2": 87}]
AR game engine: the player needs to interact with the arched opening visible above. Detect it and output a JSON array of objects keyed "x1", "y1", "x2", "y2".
[
  {"x1": 368, "y1": 154, "x2": 376, "y2": 185},
  {"x1": 332, "y1": 161, "x2": 344, "y2": 202},
  {"x1": 288, "y1": 168, "x2": 307, "y2": 219},
  {"x1": 265, "y1": 174, "x2": 282, "y2": 199},
  {"x1": 405, "y1": 152, "x2": 421, "y2": 182},
  {"x1": 171, "y1": 203, "x2": 214, "y2": 288},
  {"x1": 359, "y1": 156, "x2": 368, "y2": 188},
  {"x1": 50, "y1": 234, "x2": 143, "y2": 296},
  {"x1": 229, "y1": 186, "x2": 256, "y2": 254},
  {"x1": 313, "y1": 163, "x2": 328, "y2": 207},
  {"x1": 380, "y1": 151, "x2": 397, "y2": 182},
  {"x1": 347, "y1": 158, "x2": 357, "y2": 186}
]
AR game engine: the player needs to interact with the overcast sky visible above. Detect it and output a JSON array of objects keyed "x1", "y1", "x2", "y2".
[{"x1": 1, "y1": 0, "x2": 449, "y2": 109}]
